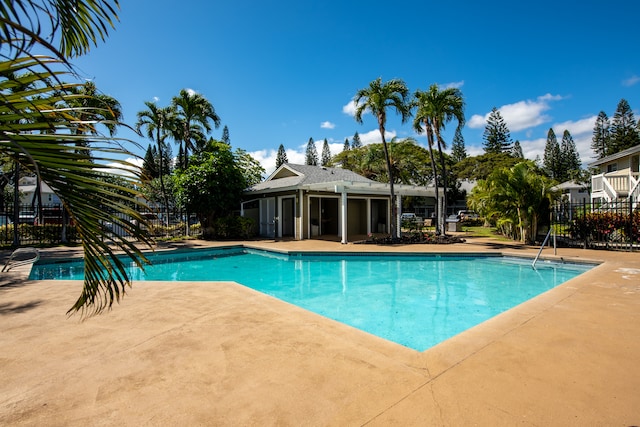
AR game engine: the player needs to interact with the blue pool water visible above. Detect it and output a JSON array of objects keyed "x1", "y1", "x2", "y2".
[{"x1": 30, "y1": 247, "x2": 593, "y2": 351}]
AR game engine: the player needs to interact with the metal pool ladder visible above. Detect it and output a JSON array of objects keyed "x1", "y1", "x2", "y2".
[
  {"x1": 532, "y1": 229, "x2": 554, "y2": 269},
  {"x1": 2, "y1": 247, "x2": 40, "y2": 272}
]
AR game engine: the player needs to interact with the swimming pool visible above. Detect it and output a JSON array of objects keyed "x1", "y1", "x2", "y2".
[{"x1": 30, "y1": 247, "x2": 593, "y2": 351}]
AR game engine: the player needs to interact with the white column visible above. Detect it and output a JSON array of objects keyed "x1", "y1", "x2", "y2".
[
  {"x1": 341, "y1": 190, "x2": 348, "y2": 244},
  {"x1": 366, "y1": 198, "x2": 371, "y2": 235},
  {"x1": 277, "y1": 196, "x2": 282, "y2": 238},
  {"x1": 298, "y1": 189, "x2": 304, "y2": 240}
]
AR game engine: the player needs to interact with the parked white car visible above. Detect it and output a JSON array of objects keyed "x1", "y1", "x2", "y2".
[{"x1": 457, "y1": 210, "x2": 479, "y2": 221}]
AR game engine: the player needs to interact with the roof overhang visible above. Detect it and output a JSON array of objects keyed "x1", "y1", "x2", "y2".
[
  {"x1": 244, "y1": 180, "x2": 435, "y2": 198},
  {"x1": 589, "y1": 145, "x2": 640, "y2": 167}
]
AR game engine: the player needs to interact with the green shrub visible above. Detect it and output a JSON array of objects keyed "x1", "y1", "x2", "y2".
[{"x1": 569, "y1": 211, "x2": 640, "y2": 243}]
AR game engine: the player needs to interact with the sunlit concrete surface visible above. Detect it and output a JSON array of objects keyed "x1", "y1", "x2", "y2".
[{"x1": 1, "y1": 237, "x2": 639, "y2": 425}]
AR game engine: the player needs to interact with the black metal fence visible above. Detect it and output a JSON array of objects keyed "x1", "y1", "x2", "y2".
[
  {"x1": 2, "y1": 201, "x2": 638, "y2": 250},
  {"x1": 0, "y1": 205, "x2": 202, "y2": 247},
  {"x1": 549, "y1": 200, "x2": 639, "y2": 250}
]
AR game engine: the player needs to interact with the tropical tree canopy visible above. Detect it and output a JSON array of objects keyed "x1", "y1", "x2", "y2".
[
  {"x1": 454, "y1": 152, "x2": 520, "y2": 181},
  {"x1": 173, "y1": 140, "x2": 257, "y2": 234},
  {"x1": 1, "y1": 0, "x2": 154, "y2": 316},
  {"x1": 468, "y1": 161, "x2": 557, "y2": 244},
  {"x1": 171, "y1": 89, "x2": 221, "y2": 168},
  {"x1": 330, "y1": 137, "x2": 434, "y2": 186},
  {"x1": 136, "y1": 101, "x2": 177, "y2": 230}
]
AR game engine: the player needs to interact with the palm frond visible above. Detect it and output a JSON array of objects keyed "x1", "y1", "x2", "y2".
[
  {"x1": 1, "y1": 0, "x2": 120, "y2": 60},
  {"x1": 1, "y1": 55, "x2": 152, "y2": 316}
]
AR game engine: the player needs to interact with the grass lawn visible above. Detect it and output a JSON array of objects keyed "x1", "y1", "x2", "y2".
[{"x1": 460, "y1": 225, "x2": 513, "y2": 241}]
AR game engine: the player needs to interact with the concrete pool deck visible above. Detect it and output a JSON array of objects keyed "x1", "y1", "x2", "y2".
[{"x1": 1, "y1": 237, "x2": 639, "y2": 426}]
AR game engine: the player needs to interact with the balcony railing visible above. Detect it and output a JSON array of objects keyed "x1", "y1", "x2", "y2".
[{"x1": 591, "y1": 171, "x2": 640, "y2": 201}]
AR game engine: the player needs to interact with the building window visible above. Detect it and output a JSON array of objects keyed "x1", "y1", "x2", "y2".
[{"x1": 607, "y1": 163, "x2": 617, "y2": 173}]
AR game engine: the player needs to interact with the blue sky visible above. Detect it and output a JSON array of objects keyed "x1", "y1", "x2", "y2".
[{"x1": 72, "y1": 0, "x2": 640, "y2": 176}]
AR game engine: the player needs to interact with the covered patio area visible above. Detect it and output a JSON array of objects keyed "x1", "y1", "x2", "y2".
[{"x1": 241, "y1": 164, "x2": 435, "y2": 243}]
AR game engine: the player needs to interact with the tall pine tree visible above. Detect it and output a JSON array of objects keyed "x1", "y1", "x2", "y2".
[
  {"x1": 543, "y1": 128, "x2": 561, "y2": 180},
  {"x1": 321, "y1": 138, "x2": 331, "y2": 166},
  {"x1": 275, "y1": 144, "x2": 288, "y2": 168},
  {"x1": 591, "y1": 111, "x2": 611, "y2": 159},
  {"x1": 610, "y1": 99, "x2": 640, "y2": 153},
  {"x1": 560, "y1": 130, "x2": 581, "y2": 180},
  {"x1": 305, "y1": 137, "x2": 318, "y2": 165},
  {"x1": 450, "y1": 127, "x2": 467, "y2": 162},
  {"x1": 141, "y1": 144, "x2": 158, "y2": 181},
  {"x1": 176, "y1": 145, "x2": 185, "y2": 171},
  {"x1": 343, "y1": 138, "x2": 350, "y2": 152},
  {"x1": 482, "y1": 107, "x2": 512, "y2": 154},
  {"x1": 221, "y1": 125, "x2": 230, "y2": 145},
  {"x1": 351, "y1": 131, "x2": 362, "y2": 149},
  {"x1": 512, "y1": 140, "x2": 524, "y2": 159}
]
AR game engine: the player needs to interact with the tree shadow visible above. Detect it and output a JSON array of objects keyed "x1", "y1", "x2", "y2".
[
  {"x1": 0, "y1": 276, "x2": 28, "y2": 289},
  {"x1": 0, "y1": 300, "x2": 43, "y2": 315}
]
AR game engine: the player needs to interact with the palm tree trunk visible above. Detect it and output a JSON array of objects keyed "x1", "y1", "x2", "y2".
[
  {"x1": 425, "y1": 120, "x2": 440, "y2": 234},
  {"x1": 434, "y1": 129, "x2": 449, "y2": 236},
  {"x1": 379, "y1": 124, "x2": 397, "y2": 240},
  {"x1": 157, "y1": 135, "x2": 170, "y2": 237}
]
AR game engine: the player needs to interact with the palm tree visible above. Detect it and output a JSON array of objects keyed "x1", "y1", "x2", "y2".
[
  {"x1": 413, "y1": 84, "x2": 465, "y2": 234},
  {"x1": 136, "y1": 102, "x2": 176, "y2": 232},
  {"x1": 1, "y1": 1, "x2": 153, "y2": 316},
  {"x1": 67, "y1": 81, "x2": 123, "y2": 137},
  {"x1": 354, "y1": 78, "x2": 411, "y2": 239},
  {"x1": 171, "y1": 89, "x2": 221, "y2": 169}
]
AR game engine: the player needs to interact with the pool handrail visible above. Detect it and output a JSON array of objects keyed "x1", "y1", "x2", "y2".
[{"x1": 532, "y1": 229, "x2": 553, "y2": 269}]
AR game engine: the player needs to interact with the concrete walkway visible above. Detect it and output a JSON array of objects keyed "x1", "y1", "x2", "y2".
[{"x1": 1, "y1": 237, "x2": 639, "y2": 426}]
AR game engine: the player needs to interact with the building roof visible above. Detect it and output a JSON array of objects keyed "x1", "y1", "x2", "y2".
[
  {"x1": 245, "y1": 164, "x2": 434, "y2": 197},
  {"x1": 553, "y1": 180, "x2": 589, "y2": 191},
  {"x1": 589, "y1": 144, "x2": 640, "y2": 167}
]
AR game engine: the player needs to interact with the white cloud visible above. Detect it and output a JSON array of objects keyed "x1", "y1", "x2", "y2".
[
  {"x1": 100, "y1": 157, "x2": 143, "y2": 177},
  {"x1": 467, "y1": 114, "x2": 488, "y2": 129},
  {"x1": 249, "y1": 147, "x2": 306, "y2": 177},
  {"x1": 358, "y1": 129, "x2": 397, "y2": 145},
  {"x1": 468, "y1": 94, "x2": 563, "y2": 132},
  {"x1": 443, "y1": 80, "x2": 464, "y2": 89},
  {"x1": 320, "y1": 121, "x2": 335, "y2": 129},
  {"x1": 552, "y1": 116, "x2": 596, "y2": 137},
  {"x1": 342, "y1": 99, "x2": 357, "y2": 116},
  {"x1": 249, "y1": 149, "x2": 276, "y2": 177},
  {"x1": 622, "y1": 75, "x2": 640, "y2": 87},
  {"x1": 517, "y1": 137, "x2": 547, "y2": 162},
  {"x1": 250, "y1": 129, "x2": 397, "y2": 179}
]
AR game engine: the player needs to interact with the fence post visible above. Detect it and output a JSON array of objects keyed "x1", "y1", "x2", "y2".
[
  {"x1": 582, "y1": 200, "x2": 588, "y2": 249},
  {"x1": 630, "y1": 200, "x2": 634, "y2": 252}
]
